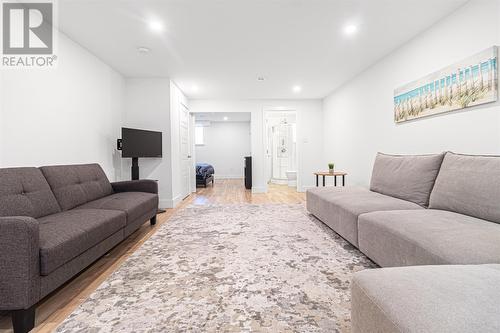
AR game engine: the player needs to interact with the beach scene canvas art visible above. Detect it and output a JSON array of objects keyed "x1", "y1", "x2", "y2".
[{"x1": 394, "y1": 46, "x2": 498, "y2": 123}]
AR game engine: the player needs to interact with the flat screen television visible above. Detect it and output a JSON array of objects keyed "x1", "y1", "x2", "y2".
[{"x1": 121, "y1": 127, "x2": 162, "y2": 158}]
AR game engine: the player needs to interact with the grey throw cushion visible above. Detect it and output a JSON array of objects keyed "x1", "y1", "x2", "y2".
[
  {"x1": 429, "y1": 152, "x2": 500, "y2": 223},
  {"x1": 370, "y1": 152, "x2": 445, "y2": 207},
  {"x1": 40, "y1": 164, "x2": 114, "y2": 211},
  {"x1": 0, "y1": 167, "x2": 61, "y2": 218}
]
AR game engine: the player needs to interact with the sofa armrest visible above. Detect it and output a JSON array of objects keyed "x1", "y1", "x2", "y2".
[
  {"x1": 111, "y1": 179, "x2": 158, "y2": 194},
  {"x1": 0, "y1": 216, "x2": 40, "y2": 310}
]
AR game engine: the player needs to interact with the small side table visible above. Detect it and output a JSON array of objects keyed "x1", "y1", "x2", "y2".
[{"x1": 314, "y1": 171, "x2": 347, "y2": 187}]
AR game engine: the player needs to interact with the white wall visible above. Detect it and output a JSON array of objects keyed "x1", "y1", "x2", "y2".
[
  {"x1": 323, "y1": 0, "x2": 500, "y2": 187},
  {"x1": 189, "y1": 99, "x2": 323, "y2": 192},
  {"x1": 122, "y1": 79, "x2": 189, "y2": 208},
  {"x1": 122, "y1": 78, "x2": 173, "y2": 208},
  {"x1": 195, "y1": 121, "x2": 251, "y2": 178},
  {"x1": 0, "y1": 29, "x2": 187, "y2": 208},
  {"x1": 0, "y1": 32, "x2": 124, "y2": 179},
  {"x1": 0, "y1": 30, "x2": 186, "y2": 208}
]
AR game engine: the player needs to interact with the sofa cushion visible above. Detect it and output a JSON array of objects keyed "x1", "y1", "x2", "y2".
[
  {"x1": 370, "y1": 152, "x2": 445, "y2": 207},
  {"x1": 351, "y1": 264, "x2": 500, "y2": 333},
  {"x1": 40, "y1": 164, "x2": 114, "y2": 211},
  {"x1": 0, "y1": 167, "x2": 61, "y2": 218},
  {"x1": 358, "y1": 209, "x2": 500, "y2": 267},
  {"x1": 429, "y1": 152, "x2": 500, "y2": 223},
  {"x1": 38, "y1": 209, "x2": 126, "y2": 275},
  {"x1": 306, "y1": 186, "x2": 422, "y2": 247},
  {"x1": 75, "y1": 192, "x2": 158, "y2": 224}
]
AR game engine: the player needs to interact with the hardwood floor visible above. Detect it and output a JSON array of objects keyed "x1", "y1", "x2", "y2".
[
  {"x1": 0, "y1": 179, "x2": 305, "y2": 333},
  {"x1": 193, "y1": 179, "x2": 305, "y2": 205}
]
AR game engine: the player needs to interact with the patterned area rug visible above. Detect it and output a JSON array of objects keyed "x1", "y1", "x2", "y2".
[{"x1": 56, "y1": 204, "x2": 375, "y2": 333}]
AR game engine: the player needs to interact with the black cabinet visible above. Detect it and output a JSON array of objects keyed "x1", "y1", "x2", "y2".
[{"x1": 244, "y1": 156, "x2": 252, "y2": 189}]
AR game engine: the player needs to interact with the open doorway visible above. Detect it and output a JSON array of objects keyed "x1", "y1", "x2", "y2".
[
  {"x1": 192, "y1": 112, "x2": 251, "y2": 190},
  {"x1": 265, "y1": 110, "x2": 298, "y2": 192}
]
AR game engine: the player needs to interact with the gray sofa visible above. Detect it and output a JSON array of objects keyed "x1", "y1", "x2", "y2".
[
  {"x1": 0, "y1": 164, "x2": 159, "y2": 333},
  {"x1": 307, "y1": 152, "x2": 500, "y2": 332}
]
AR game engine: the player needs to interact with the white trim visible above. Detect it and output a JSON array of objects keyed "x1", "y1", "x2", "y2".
[
  {"x1": 299, "y1": 185, "x2": 316, "y2": 193},
  {"x1": 159, "y1": 199, "x2": 172, "y2": 209},
  {"x1": 160, "y1": 194, "x2": 184, "y2": 209},
  {"x1": 214, "y1": 175, "x2": 244, "y2": 179},
  {"x1": 251, "y1": 186, "x2": 267, "y2": 193},
  {"x1": 189, "y1": 113, "x2": 197, "y2": 194},
  {"x1": 270, "y1": 179, "x2": 288, "y2": 185},
  {"x1": 263, "y1": 108, "x2": 299, "y2": 194}
]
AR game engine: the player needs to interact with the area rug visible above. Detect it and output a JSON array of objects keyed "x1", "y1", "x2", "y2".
[{"x1": 56, "y1": 204, "x2": 376, "y2": 333}]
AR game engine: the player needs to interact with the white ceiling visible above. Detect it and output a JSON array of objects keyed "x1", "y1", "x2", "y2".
[
  {"x1": 194, "y1": 112, "x2": 251, "y2": 122},
  {"x1": 58, "y1": 0, "x2": 468, "y2": 100}
]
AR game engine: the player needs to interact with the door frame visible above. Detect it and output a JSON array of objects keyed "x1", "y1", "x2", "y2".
[
  {"x1": 189, "y1": 112, "x2": 196, "y2": 193},
  {"x1": 179, "y1": 101, "x2": 191, "y2": 199},
  {"x1": 262, "y1": 108, "x2": 299, "y2": 193}
]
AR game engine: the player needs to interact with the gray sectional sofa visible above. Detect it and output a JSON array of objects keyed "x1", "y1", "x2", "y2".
[
  {"x1": 307, "y1": 152, "x2": 500, "y2": 332},
  {"x1": 0, "y1": 164, "x2": 159, "y2": 333}
]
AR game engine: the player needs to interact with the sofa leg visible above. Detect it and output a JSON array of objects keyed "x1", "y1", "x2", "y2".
[
  {"x1": 12, "y1": 306, "x2": 35, "y2": 333},
  {"x1": 150, "y1": 215, "x2": 157, "y2": 226}
]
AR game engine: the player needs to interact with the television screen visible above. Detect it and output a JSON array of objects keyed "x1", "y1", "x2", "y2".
[{"x1": 121, "y1": 127, "x2": 162, "y2": 158}]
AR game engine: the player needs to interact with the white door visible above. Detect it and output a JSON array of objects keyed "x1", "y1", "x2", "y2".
[
  {"x1": 264, "y1": 117, "x2": 274, "y2": 183},
  {"x1": 189, "y1": 113, "x2": 196, "y2": 193},
  {"x1": 180, "y1": 103, "x2": 191, "y2": 199}
]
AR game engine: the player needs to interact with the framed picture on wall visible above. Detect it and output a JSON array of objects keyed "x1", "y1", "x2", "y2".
[{"x1": 394, "y1": 46, "x2": 498, "y2": 123}]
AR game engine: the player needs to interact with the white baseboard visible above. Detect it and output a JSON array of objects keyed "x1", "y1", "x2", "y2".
[
  {"x1": 251, "y1": 186, "x2": 267, "y2": 193},
  {"x1": 159, "y1": 195, "x2": 184, "y2": 209},
  {"x1": 172, "y1": 195, "x2": 184, "y2": 207},
  {"x1": 159, "y1": 198, "x2": 173, "y2": 209},
  {"x1": 214, "y1": 174, "x2": 244, "y2": 179},
  {"x1": 299, "y1": 185, "x2": 316, "y2": 193}
]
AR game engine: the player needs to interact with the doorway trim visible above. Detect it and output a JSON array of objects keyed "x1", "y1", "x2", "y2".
[{"x1": 263, "y1": 108, "x2": 299, "y2": 193}]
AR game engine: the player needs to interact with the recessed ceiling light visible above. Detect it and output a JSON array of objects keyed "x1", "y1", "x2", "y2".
[
  {"x1": 191, "y1": 85, "x2": 199, "y2": 92},
  {"x1": 223, "y1": 116, "x2": 229, "y2": 121},
  {"x1": 292, "y1": 85, "x2": 302, "y2": 93},
  {"x1": 343, "y1": 24, "x2": 358, "y2": 36},
  {"x1": 148, "y1": 20, "x2": 164, "y2": 33},
  {"x1": 137, "y1": 46, "x2": 150, "y2": 54}
]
